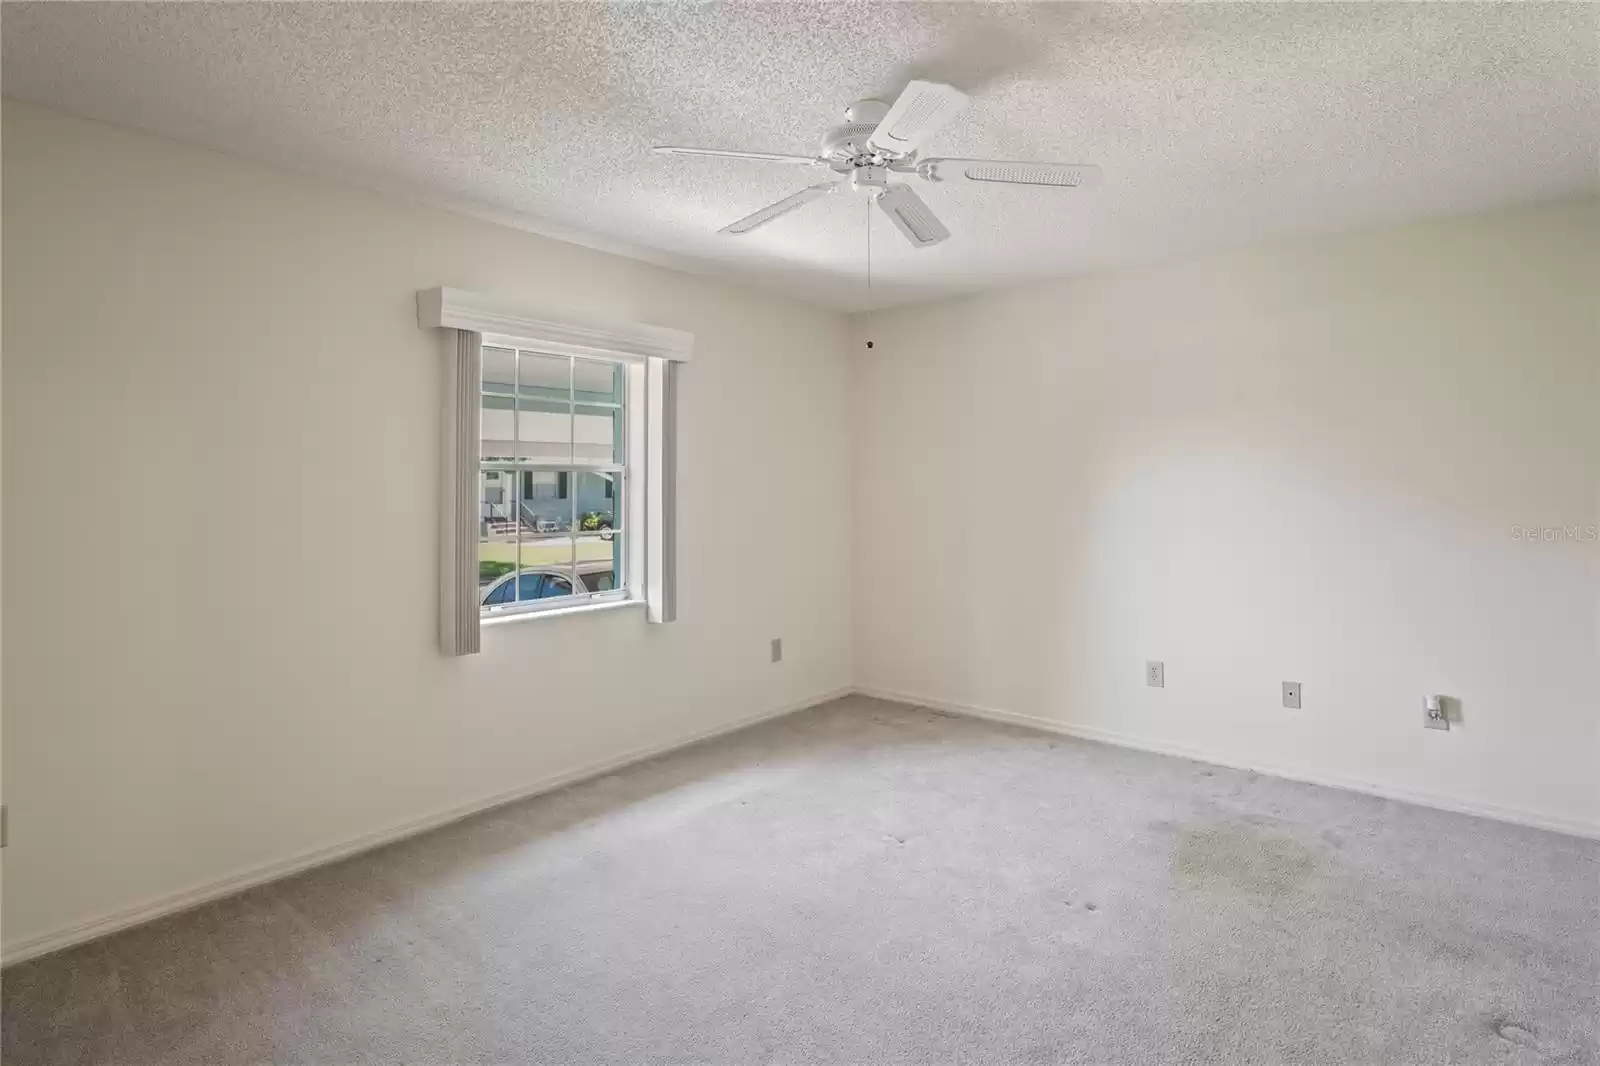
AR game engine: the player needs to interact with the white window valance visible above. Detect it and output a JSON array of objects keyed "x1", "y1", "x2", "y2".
[{"x1": 417, "y1": 287, "x2": 693, "y2": 365}]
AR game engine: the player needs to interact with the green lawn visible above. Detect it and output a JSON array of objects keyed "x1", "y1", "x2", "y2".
[{"x1": 479, "y1": 538, "x2": 617, "y2": 581}]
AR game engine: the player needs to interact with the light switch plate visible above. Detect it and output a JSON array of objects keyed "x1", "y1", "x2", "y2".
[
  {"x1": 1146, "y1": 661, "x2": 1165, "y2": 688},
  {"x1": 1282, "y1": 681, "x2": 1302, "y2": 709},
  {"x1": 770, "y1": 638, "x2": 783, "y2": 663}
]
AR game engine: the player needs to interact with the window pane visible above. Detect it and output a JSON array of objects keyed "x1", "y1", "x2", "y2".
[
  {"x1": 574, "y1": 472, "x2": 619, "y2": 533},
  {"x1": 574, "y1": 403, "x2": 622, "y2": 465},
  {"x1": 508, "y1": 534, "x2": 572, "y2": 601},
  {"x1": 482, "y1": 346, "x2": 517, "y2": 389},
  {"x1": 516, "y1": 351, "x2": 572, "y2": 461},
  {"x1": 519, "y1": 535, "x2": 577, "y2": 601},
  {"x1": 572, "y1": 358, "x2": 623, "y2": 402},
  {"x1": 573, "y1": 359, "x2": 624, "y2": 465},
  {"x1": 518, "y1": 534, "x2": 574, "y2": 568},
  {"x1": 516, "y1": 472, "x2": 569, "y2": 532},
  {"x1": 540, "y1": 573, "x2": 574, "y2": 599},
  {"x1": 517, "y1": 349, "x2": 571, "y2": 393},
  {"x1": 575, "y1": 471, "x2": 622, "y2": 591},
  {"x1": 479, "y1": 470, "x2": 518, "y2": 595},
  {"x1": 480, "y1": 347, "x2": 519, "y2": 462}
]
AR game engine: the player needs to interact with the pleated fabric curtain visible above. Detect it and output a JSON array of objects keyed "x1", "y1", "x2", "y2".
[{"x1": 440, "y1": 329, "x2": 483, "y2": 656}]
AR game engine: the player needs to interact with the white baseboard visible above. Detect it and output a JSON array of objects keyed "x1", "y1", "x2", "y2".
[
  {"x1": 1, "y1": 685, "x2": 853, "y2": 967},
  {"x1": 855, "y1": 686, "x2": 1600, "y2": 842},
  {"x1": 10, "y1": 681, "x2": 1591, "y2": 966}
]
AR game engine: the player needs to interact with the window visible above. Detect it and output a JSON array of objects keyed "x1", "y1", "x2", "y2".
[
  {"x1": 521, "y1": 471, "x2": 568, "y2": 501},
  {"x1": 420, "y1": 286, "x2": 688, "y2": 655},
  {"x1": 479, "y1": 346, "x2": 630, "y2": 617}
]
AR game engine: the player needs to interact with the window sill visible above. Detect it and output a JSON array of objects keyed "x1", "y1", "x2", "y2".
[{"x1": 480, "y1": 598, "x2": 644, "y2": 628}]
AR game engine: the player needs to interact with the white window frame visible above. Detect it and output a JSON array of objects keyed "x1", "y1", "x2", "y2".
[
  {"x1": 476, "y1": 343, "x2": 637, "y2": 621},
  {"x1": 418, "y1": 288, "x2": 691, "y2": 654}
]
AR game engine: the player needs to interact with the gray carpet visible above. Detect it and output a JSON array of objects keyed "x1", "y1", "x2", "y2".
[{"x1": 4, "y1": 696, "x2": 1597, "y2": 1065}]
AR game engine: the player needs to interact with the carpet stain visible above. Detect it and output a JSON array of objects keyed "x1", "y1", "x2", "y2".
[
  {"x1": 1488, "y1": 1016, "x2": 1539, "y2": 1048},
  {"x1": 1174, "y1": 824, "x2": 1319, "y2": 901}
]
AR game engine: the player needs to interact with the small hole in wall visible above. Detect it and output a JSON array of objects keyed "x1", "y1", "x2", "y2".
[{"x1": 865, "y1": 340, "x2": 874, "y2": 349}]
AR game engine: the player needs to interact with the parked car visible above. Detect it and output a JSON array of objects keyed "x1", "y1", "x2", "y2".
[
  {"x1": 581, "y1": 511, "x2": 616, "y2": 541},
  {"x1": 480, "y1": 560, "x2": 616, "y2": 607}
]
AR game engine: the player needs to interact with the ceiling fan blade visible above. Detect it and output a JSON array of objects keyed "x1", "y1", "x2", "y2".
[
  {"x1": 867, "y1": 80, "x2": 969, "y2": 157},
  {"x1": 918, "y1": 159, "x2": 1103, "y2": 189},
  {"x1": 876, "y1": 184, "x2": 950, "y2": 248},
  {"x1": 720, "y1": 182, "x2": 838, "y2": 235},
  {"x1": 652, "y1": 146, "x2": 822, "y2": 165}
]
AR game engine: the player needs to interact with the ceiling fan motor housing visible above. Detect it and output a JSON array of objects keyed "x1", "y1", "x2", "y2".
[
  {"x1": 821, "y1": 98, "x2": 895, "y2": 164},
  {"x1": 820, "y1": 121, "x2": 881, "y2": 164}
]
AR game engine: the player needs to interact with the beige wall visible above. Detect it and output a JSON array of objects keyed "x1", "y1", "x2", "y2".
[
  {"x1": 852, "y1": 197, "x2": 1600, "y2": 835},
  {"x1": 0, "y1": 101, "x2": 853, "y2": 957},
  {"x1": 4, "y1": 96, "x2": 1596, "y2": 963}
]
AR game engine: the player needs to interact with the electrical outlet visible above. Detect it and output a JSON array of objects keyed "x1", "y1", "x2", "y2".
[
  {"x1": 770, "y1": 638, "x2": 783, "y2": 663},
  {"x1": 1146, "y1": 661, "x2": 1165, "y2": 688},
  {"x1": 1282, "y1": 681, "x2": 1302, "y2": 709}
]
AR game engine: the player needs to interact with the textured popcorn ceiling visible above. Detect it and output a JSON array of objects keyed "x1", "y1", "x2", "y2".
[{"x1": 4, "y1": 2, "x2": 1596, "y2": 311}]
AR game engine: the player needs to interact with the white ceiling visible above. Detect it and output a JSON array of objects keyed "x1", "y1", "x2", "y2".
[{"x1": 5, "y1": 2, "x2": 1596, "y2": 312}]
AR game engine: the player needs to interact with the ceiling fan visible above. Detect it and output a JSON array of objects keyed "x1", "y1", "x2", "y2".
[{"x1": 652, "y1": 80, "x2": 1101, "y2": 248}]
